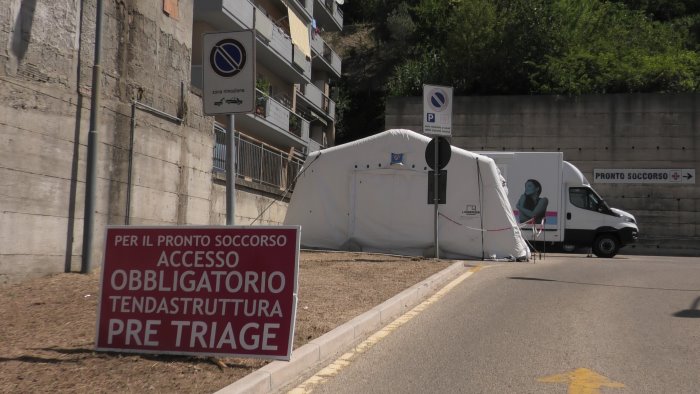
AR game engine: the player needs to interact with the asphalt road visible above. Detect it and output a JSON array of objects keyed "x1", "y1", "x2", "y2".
[{"x1": 302, "y1": 254, "x2": 700, "y2": 394}]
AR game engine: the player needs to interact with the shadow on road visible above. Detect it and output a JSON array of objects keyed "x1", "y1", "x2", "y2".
[{"x1": 673, "y1": 297, "x2": 700, "y2": 318}]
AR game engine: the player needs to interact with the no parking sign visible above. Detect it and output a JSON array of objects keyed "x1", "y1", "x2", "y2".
[
  {"x1": 202, "y1": 31, "x2": 255, "y2": 115},
  {"x1": 423, "y1": 84, "x2": 453, "y2": 136}
]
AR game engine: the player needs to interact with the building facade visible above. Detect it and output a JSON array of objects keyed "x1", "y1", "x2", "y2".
[
  {"x1": 192, "y1": 0, "x2": 341, "y2": 156},
  {"x1": 0, "y1": 0, "x2": 342, "y2": 285}
]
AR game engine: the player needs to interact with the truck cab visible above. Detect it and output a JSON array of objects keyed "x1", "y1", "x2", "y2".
[{"x1": 562, "y1": 162, "x2": 638, "y2": 257}]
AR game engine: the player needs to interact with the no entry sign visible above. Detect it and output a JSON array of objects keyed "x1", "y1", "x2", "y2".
[{"x1": 95, "y1": 226, "x2": 300, "y2": 361}]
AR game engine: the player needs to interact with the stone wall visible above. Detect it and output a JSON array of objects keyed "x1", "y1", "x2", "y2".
[
  {"x1": 386, "y1": 94, "x2": 700, "y2": 256},
  {"x1": 0, "y1": 0, "x2": 287, "y2": 286}
]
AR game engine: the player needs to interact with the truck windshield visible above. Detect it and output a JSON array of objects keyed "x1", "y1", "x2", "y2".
[{"x1": 569, "y1": 187, "x2": 612, "y2": 214}]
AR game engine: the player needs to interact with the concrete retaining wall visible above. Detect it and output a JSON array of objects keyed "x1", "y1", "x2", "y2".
[
  {"x1": 386, "y1": 94, "x2": 700, "y2": 256},
  {"x1": 0, "y1": 0, "x2": 287, "y2": 286}
]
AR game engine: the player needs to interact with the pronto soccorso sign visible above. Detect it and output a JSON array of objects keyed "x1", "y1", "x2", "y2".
[
  {"x1": 593, "y1": 169, "x2": 695, "y2": 184},
  {"x1": 95, "y1": 226, "x2": 300, "y2": 361}
]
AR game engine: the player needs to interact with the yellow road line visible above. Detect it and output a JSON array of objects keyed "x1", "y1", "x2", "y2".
[{"x1": 288, "y1": 264, "x2": 483, "y2": 394}]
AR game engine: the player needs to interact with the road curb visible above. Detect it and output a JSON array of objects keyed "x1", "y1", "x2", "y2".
[{"x1": 216, "y1": 261, "x2": 469, "y2": 394}]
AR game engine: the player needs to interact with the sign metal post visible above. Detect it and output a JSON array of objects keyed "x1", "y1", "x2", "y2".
[
  {"x1": 423, "y1": 84, "x2": 453, "y2": 259},
  {"x1": 202, "y1": 30, "x2": 255, "y2": 225},
  {"x1": 433, "y1": 141, "x2": 439, "y2": 258}
]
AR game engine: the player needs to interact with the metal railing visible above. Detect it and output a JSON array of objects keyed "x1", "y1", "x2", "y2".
[
  {"x1": 324, "y1": 0, "x2": 343, "y2": 25},
  {"x1": 255, "y1": 88, "x2": 310, "y2": 139},
  {"x1": 298, "y1": 83, "x2": 335, "y2": 119},
  {"x1": 213, "y1": 124, "x2": 305, "y2": 192}
]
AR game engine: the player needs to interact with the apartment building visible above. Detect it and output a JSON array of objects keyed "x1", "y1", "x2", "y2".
[
  {"x1": 0, "y1": 0, "x2": 342, "y2": 284},
  {"x1": 192, "y1": 0, "x2": 342, "y2": 190}
]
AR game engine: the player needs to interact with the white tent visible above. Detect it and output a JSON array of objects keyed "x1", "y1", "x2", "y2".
[{"x1": 284, "y1": 129, "x2": 530, "y2": 260}]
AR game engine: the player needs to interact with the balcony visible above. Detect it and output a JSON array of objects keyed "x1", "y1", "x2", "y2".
[
  {"x1": 310, "y1": 33, "x2": 341, "y2": 78},
  {"x1": 195, "y1": 0, "x2": 254, "y2": 35},
  {"x1": 307, "y1": 139, "x2": 325, "y2": 153},
  {"x1": 194, "y1": 0, "x2": 311, "y2": 84},
  {"x1": 213, "y1": 125, "x2": 306, "y2": 193},
  {"x1": 293, "y1": 44, "x2": 312, "y2": 79},
  {"x1": 296, "y1": 83, "x2": 335, "y2": 121},
  {"x1": 313, "y1": 0, "x2": 343, "y2": 31},
  {"x1": 233, "y1": 89, "x2": 310, "y2": 150},
  {"x1": 287, "y1": 0, "x2": 313, "y2": 21}
]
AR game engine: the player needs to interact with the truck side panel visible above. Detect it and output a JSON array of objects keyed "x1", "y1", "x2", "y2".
[{"x1": 480, "y1": 152, "x2": 564, "y2": 243}]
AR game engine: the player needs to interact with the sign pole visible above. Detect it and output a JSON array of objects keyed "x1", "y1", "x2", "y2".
[
  {"x1": 433, "y1": 141, "x2": 439, "y2": 259},
  {"x1": 226, "y1": 114, "x2": 235, "y2": 225},
  {"x1": 202, "y1": 30, "x2": 255, "y2": 226},
  {"x1": 423, "y1": 84, "x2": 453, "y2": 260}
]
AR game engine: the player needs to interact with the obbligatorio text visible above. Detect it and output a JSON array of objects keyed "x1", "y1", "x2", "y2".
[{"x1": 110, "y1": 268, "x2": 285, "y2": 294}]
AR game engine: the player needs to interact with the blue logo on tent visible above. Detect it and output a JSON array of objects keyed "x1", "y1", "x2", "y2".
[
  {"x1": 390, "y1": 153, "x2": 404, "y2": 165},
  {"x1": 210, "y1": 39, "x2": 246, "y2": 78}
]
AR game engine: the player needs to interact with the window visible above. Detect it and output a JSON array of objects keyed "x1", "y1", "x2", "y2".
[{"x1": 569, "y1": 187, "x2": 611, "y2": 214}]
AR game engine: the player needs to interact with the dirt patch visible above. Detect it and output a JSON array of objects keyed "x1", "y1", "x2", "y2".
[{"x1": 0, "y1": 251, "x2": 453, "y2": 393}]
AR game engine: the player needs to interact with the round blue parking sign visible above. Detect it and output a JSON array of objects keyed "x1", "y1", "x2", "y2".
[{"x1": 210, "y1": 39, "x2": 246, "y2": 78}]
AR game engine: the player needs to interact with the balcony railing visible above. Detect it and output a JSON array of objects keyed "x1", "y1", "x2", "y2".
[
  {"x1": 323, "y1": 43, "x2": 341, "y2": 74},
  {"x1": 307, "y1": 139, "x2": 324, "y2": 153},
  {"x1": 213, "y1": 125, "x2": 306, "y2": 192},
  {"x1": 292, "y1": 0, "x2": 313, "y2": 19},
  {"x1": 293, "y1": 45, "x2": 312, "y2": 77},
  {"x1": 268, "y1": 21, "x2": 294, "y2": 65},
  {"x1": 298, "y1": 83, "x2": 335, "y2": 119},
  {"x1": 310, "y1": 33, "x2": 341, "y2": 77},
  {"x1": 324, "y1": 0, "x2": 343, "y2": 27},
  {"x1": 254, "y1": 8, "x2": 274, "y2": 41},
  {"x1": 255, "y1": 89, "x2": 310, "y2": 139}
]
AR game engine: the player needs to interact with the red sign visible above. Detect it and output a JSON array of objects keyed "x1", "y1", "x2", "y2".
[{"x1": 95, "y1": 226, "x2": 300, "y2": 360}]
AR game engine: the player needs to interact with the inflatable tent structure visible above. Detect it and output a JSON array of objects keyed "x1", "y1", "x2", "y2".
[{"x1": 284, "y1": 129, "x2": 530, "y2": 260}]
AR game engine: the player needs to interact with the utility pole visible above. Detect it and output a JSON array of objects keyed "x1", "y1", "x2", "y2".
[{"x1": 81, "y1": 0, "x2": 104, "y2": 274}]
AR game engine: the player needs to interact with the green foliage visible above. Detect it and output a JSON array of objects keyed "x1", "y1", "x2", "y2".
[
  {"x1": 387, "y1": 49, "x2": 447, "y2": 96},
  {"x1": 672, "y1": 13, "x2": 700, "y2": 50},
  {"x1": 528, "y1": 0, "x2": 700, "y2": 94},
  {"x1": 610, "y1": 0, "x2": 700, "y2": 21},
  {"x1": 382, "y1": 0, "x2": 700, "y2": 96},
  {"x1": 335, "y1": 0, "x2": 700, "y2": 139},
  {"x1": 255, "y1": 78, "x2": 271, "y2": 94},
  {"x1": 334, "y1": 79, "x2": 386, "y2": 144},
  {"x1": 386, "y1": 2, "x2": 417, "y2": 43}
]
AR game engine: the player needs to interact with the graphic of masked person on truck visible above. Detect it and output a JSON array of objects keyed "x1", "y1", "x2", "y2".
[{"x1": 516, "y1": 179, "x2": 548, "y2": 224}]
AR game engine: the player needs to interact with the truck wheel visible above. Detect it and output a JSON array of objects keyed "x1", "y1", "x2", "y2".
[{"x1": 593, "y1": 234, "x2": 619, "y2": 258}]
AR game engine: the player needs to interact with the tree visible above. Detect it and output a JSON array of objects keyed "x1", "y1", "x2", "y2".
[
  {"x1": 611, "y1": 0, "x2": 700, "y2": 21},
  {"x1": 334, "y1": 0, "x2": 700, "y2": 141},
  {"x1": 529, "y1": 0, "x2": 700, "y2": 94}
]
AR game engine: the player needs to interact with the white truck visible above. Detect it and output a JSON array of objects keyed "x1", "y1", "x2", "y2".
[{"x1": 479, "y1": 152, "x2": 638, "y2": 258}]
